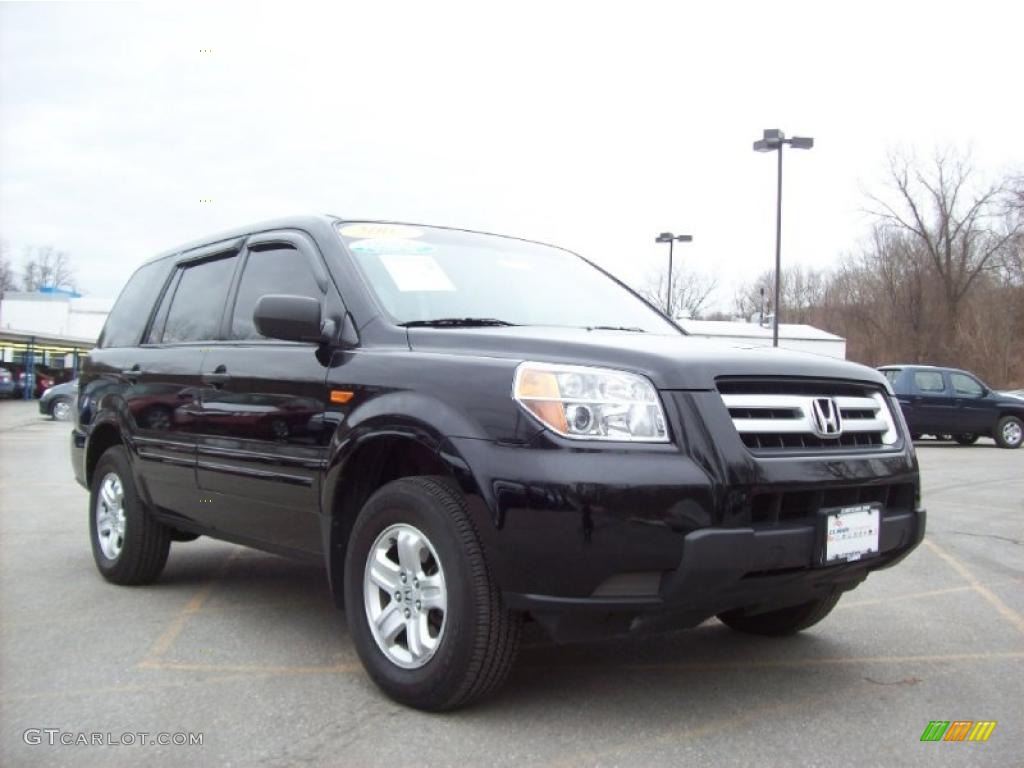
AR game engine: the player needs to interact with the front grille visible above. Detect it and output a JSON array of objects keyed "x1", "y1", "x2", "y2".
[
  {"x1": 718, "y1": 378, "x2": 900, "y2": 454},
  {"x1": 750, "y1": 483, "x2": 916, "y2": 526}
]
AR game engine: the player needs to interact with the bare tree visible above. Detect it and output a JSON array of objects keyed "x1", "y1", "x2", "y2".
[
  {"x1": 733, "y1": 266, "x2": 828, "y2": 324},
  {"x1": 733, "y1": 271, "x2": 773, "y2": 321},
  {"x1": 866, "y1": 151, "x2": 1023, "y2": 352},
  {"x1": 21, "y1": 245, "x2": 77, "y2": 292},
  {"x1": 639, "y1": 266, "x2": 719, "y2": 319},
  {"x1": 0, "y1": 241, "x2": 17, "y2": 297}
]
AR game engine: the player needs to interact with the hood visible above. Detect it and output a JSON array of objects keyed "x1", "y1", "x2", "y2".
[{"x1": 407, "y1": 326, "x2": 888, "y2": 391}]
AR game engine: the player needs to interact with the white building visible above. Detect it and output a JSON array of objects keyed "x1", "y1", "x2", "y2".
[
  {"x1": 0, "y1": 292, "x2": 113, "y2": 342},
  {"x1": 678, "y1": 319, "x2": 846, "y2": 359}
]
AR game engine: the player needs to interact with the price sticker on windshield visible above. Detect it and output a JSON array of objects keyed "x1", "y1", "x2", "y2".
[{"x1": 379, "y1": 254, "x2": 455, "y2": 292}]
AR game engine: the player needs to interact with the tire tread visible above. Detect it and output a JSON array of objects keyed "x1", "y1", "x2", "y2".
[
  {"x1": 91, "y1": 446, "x2": 171, "y2": 585},
  {"x1": 403, "y1": 476, "x2": 522, "y2": 709}
]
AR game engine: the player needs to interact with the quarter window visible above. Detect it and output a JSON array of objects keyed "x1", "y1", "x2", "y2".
[
  {"x1": 100, "y1": 261, "x2": 171, "y2": 348},
  {"x1": 913, "y1": 371, "x2": 945, "y2": 393},
  {"x1": 230, "y1": 245, "x2": 323, "y2": 340},
  {"x1": 160, "y1": 255, "x2": 238, "y2": 343},
  {"x1": 950, "y1": 373, "x2": 984, "y2": 397}
]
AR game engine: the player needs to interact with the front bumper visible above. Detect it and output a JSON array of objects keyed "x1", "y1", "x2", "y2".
[
  {"x1": 505, "y1": 507, "x2": 925, "y2": 640},
  {"x1": 446, "y1": 400, "x2": 924, "y2": 642}
]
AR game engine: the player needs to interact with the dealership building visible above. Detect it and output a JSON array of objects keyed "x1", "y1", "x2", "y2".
[{"x1": 0, "y1": 290, "x2": 113, "y2": 394}]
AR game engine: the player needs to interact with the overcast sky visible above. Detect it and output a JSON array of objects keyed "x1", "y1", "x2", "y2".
[{"x1": 1, "y1": 0, "x2": 1021, "y2": 310}]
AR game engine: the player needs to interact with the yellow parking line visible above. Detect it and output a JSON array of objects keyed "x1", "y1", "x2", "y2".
[
  {"x1": 137, "y1": 659, "x2": 360, "y2": 675},
  {"x1": 925, "y1": 539, "x2": 1024, "y2": 637},
  {"x1": 139, "y1": 547, "x2": 241, "y2": 665},
  {"x1": 838, "y1": 584, "x2": 974, "y2": 608},
  {"x1": 1, "y1": 671, "x2": 300, "y2": 703},
  {"x1": 523, "y1": 650, "x2": 1024, "y2": 674}
]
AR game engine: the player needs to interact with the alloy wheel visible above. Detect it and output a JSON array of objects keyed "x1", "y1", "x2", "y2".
[
  {"x1": 363, "y1": 523, "x2": 447, "y2": 669},
  {"x1": 52, "y1": 399, "x2": 72, "y2": 421},
  {"x1": 95, "y1": 472, "x2": 126, "y2": 560}
]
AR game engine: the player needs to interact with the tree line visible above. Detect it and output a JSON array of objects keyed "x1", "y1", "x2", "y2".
[
  {"x1": 644, "y1": 151, "x2": 1024, "y2": 388},
  {"x1": 0, "y1": 244, "x2": 78, "y2": 297}
]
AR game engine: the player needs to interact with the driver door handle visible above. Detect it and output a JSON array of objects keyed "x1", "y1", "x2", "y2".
[{"x1": 202, "y1": 365, "x2": 231, "y2": 387}]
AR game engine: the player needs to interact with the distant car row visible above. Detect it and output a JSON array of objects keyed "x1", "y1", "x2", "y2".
[
  {"x1": 0, "y1": 367, "x2": 77, "y2": 420},
  {"x1": 880, "y1": 364, "x2": 1024, "y2": 449},
  {"x1": 0, "y1": 368, "x2": 57, "y2": 399}
]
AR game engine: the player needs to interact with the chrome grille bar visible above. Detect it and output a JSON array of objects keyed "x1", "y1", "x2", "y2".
[{"x1": 720, "y1": 388, "x2": 899, "y2": 451}]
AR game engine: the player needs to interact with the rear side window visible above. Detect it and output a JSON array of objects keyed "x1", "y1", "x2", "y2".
[
  {"x1": 160, "y1": 256, "x2": 238, "y2": 343},
  {"x1": 913, "y1": 371, "x2": 945, "y2": 393},
  {"x1": 229, "y1": 245, "x2": 323, "y2": 340},
  {"x1": 950, "y1": 373, "x2": 983, "y2": 396},
  {"x1": 881, "y1": 369, "x2": 901, "y2": 386},
  {"x1": 99, "y1": 261, "x2": 170, "y2": 348}
]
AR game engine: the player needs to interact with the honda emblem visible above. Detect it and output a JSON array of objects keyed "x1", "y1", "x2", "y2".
[{"x1": 811, "y1": 398, "x2": 843, "y2": 437}]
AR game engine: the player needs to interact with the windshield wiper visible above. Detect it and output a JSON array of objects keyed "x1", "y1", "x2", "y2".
[
  {"x1": 586, "y1": 325, "x2": 647, "y2": 333},
  {"x1": 400, "y1": 317, "x2": 518, "y2": 328}
]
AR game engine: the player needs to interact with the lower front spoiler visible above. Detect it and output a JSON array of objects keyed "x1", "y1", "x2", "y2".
[{"x1": 505, "y1": 507, "x2": 926, "y2": 643}]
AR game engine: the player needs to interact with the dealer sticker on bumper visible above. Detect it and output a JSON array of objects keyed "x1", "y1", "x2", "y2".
[{"x1": 822, "y1": 503, "x2": 880, "y2": 564}]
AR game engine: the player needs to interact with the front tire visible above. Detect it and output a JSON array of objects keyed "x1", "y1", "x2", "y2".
[
  {"x1": 994, "y1": 416, "x2": 1023, "y2": 449},
  {"x1": 344, "y1": 476, "x2": 522, "y2": 711},
  {"x1": 89, "y1": 446, "x2": 171, "y2": 585},
  {"x1": 717, "y1": 591, "x2": 842, "y2": 636}
]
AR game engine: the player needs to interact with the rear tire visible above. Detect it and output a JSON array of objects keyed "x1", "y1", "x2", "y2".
[
  {"x1": 89, "y1": 446, "x2": 171, "y2": 585},
  {"x1": 50, "y1": 396, "x2": 73, "y2": 421},
  {"x1": 718, "y1": 591, "x2": 842, "y2": 637},
  {"x1": 344, "y1": 476, "x2": 522, "y2": 711},
  {"x1": 954, "y1": 433, "x2": 978, "y2": 445},
  {"x1": 994, "y1": 415, "x2": 1023, "y2": 449}
]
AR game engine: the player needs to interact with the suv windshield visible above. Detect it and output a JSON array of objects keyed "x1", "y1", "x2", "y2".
[{"x1": 337, "y1": 223, "x2": 679, "y2": 334}]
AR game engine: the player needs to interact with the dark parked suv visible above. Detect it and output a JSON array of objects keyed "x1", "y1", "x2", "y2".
[
  {"x1": 880, "y1": 365, "x2": 1024, "y2": 449},
  {"x1": 72, "y1": 216, "x2": 926, "y2": 710}
]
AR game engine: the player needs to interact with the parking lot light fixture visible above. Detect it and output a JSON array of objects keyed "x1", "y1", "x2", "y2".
[
  {"x1": 655, "y1": 232, "x2": 693, "y2": 317},
  {"x1": 752, "y1": 128, "x2": 814, "y2": 347}
]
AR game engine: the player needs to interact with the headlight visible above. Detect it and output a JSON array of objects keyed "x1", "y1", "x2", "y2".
[{"x1": 513, "y1": 362, "x2": 669, "y2": 442}]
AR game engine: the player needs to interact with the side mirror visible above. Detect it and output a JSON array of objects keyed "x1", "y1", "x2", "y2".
[{"x1": 253, "y1": 294, "x2": 326, "y2": 344}]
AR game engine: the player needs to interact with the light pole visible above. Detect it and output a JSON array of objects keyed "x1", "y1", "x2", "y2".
[
  {"x1": 752, "y1": 129, "x2": 813, "y2": 347},
  {"x1": 655, "y1": 231, "x2": 693, "y2": 318}
]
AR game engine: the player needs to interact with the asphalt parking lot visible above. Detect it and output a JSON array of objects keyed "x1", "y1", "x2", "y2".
[{"x1": 1, "y1": 400, "x2": 1021, "y2": 767}]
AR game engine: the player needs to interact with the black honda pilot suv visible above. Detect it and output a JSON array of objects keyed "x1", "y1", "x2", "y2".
[{"x1": 72, "y1": 216, "x2": 926, "y2": 710}]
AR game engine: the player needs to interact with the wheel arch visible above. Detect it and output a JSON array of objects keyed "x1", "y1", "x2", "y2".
[
  {"x1": 85, "y1": 420, "x2": 125, "y2": 487},
  {"x1": 321, "y1": 425, "x2": 491, "y2": 608}
]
